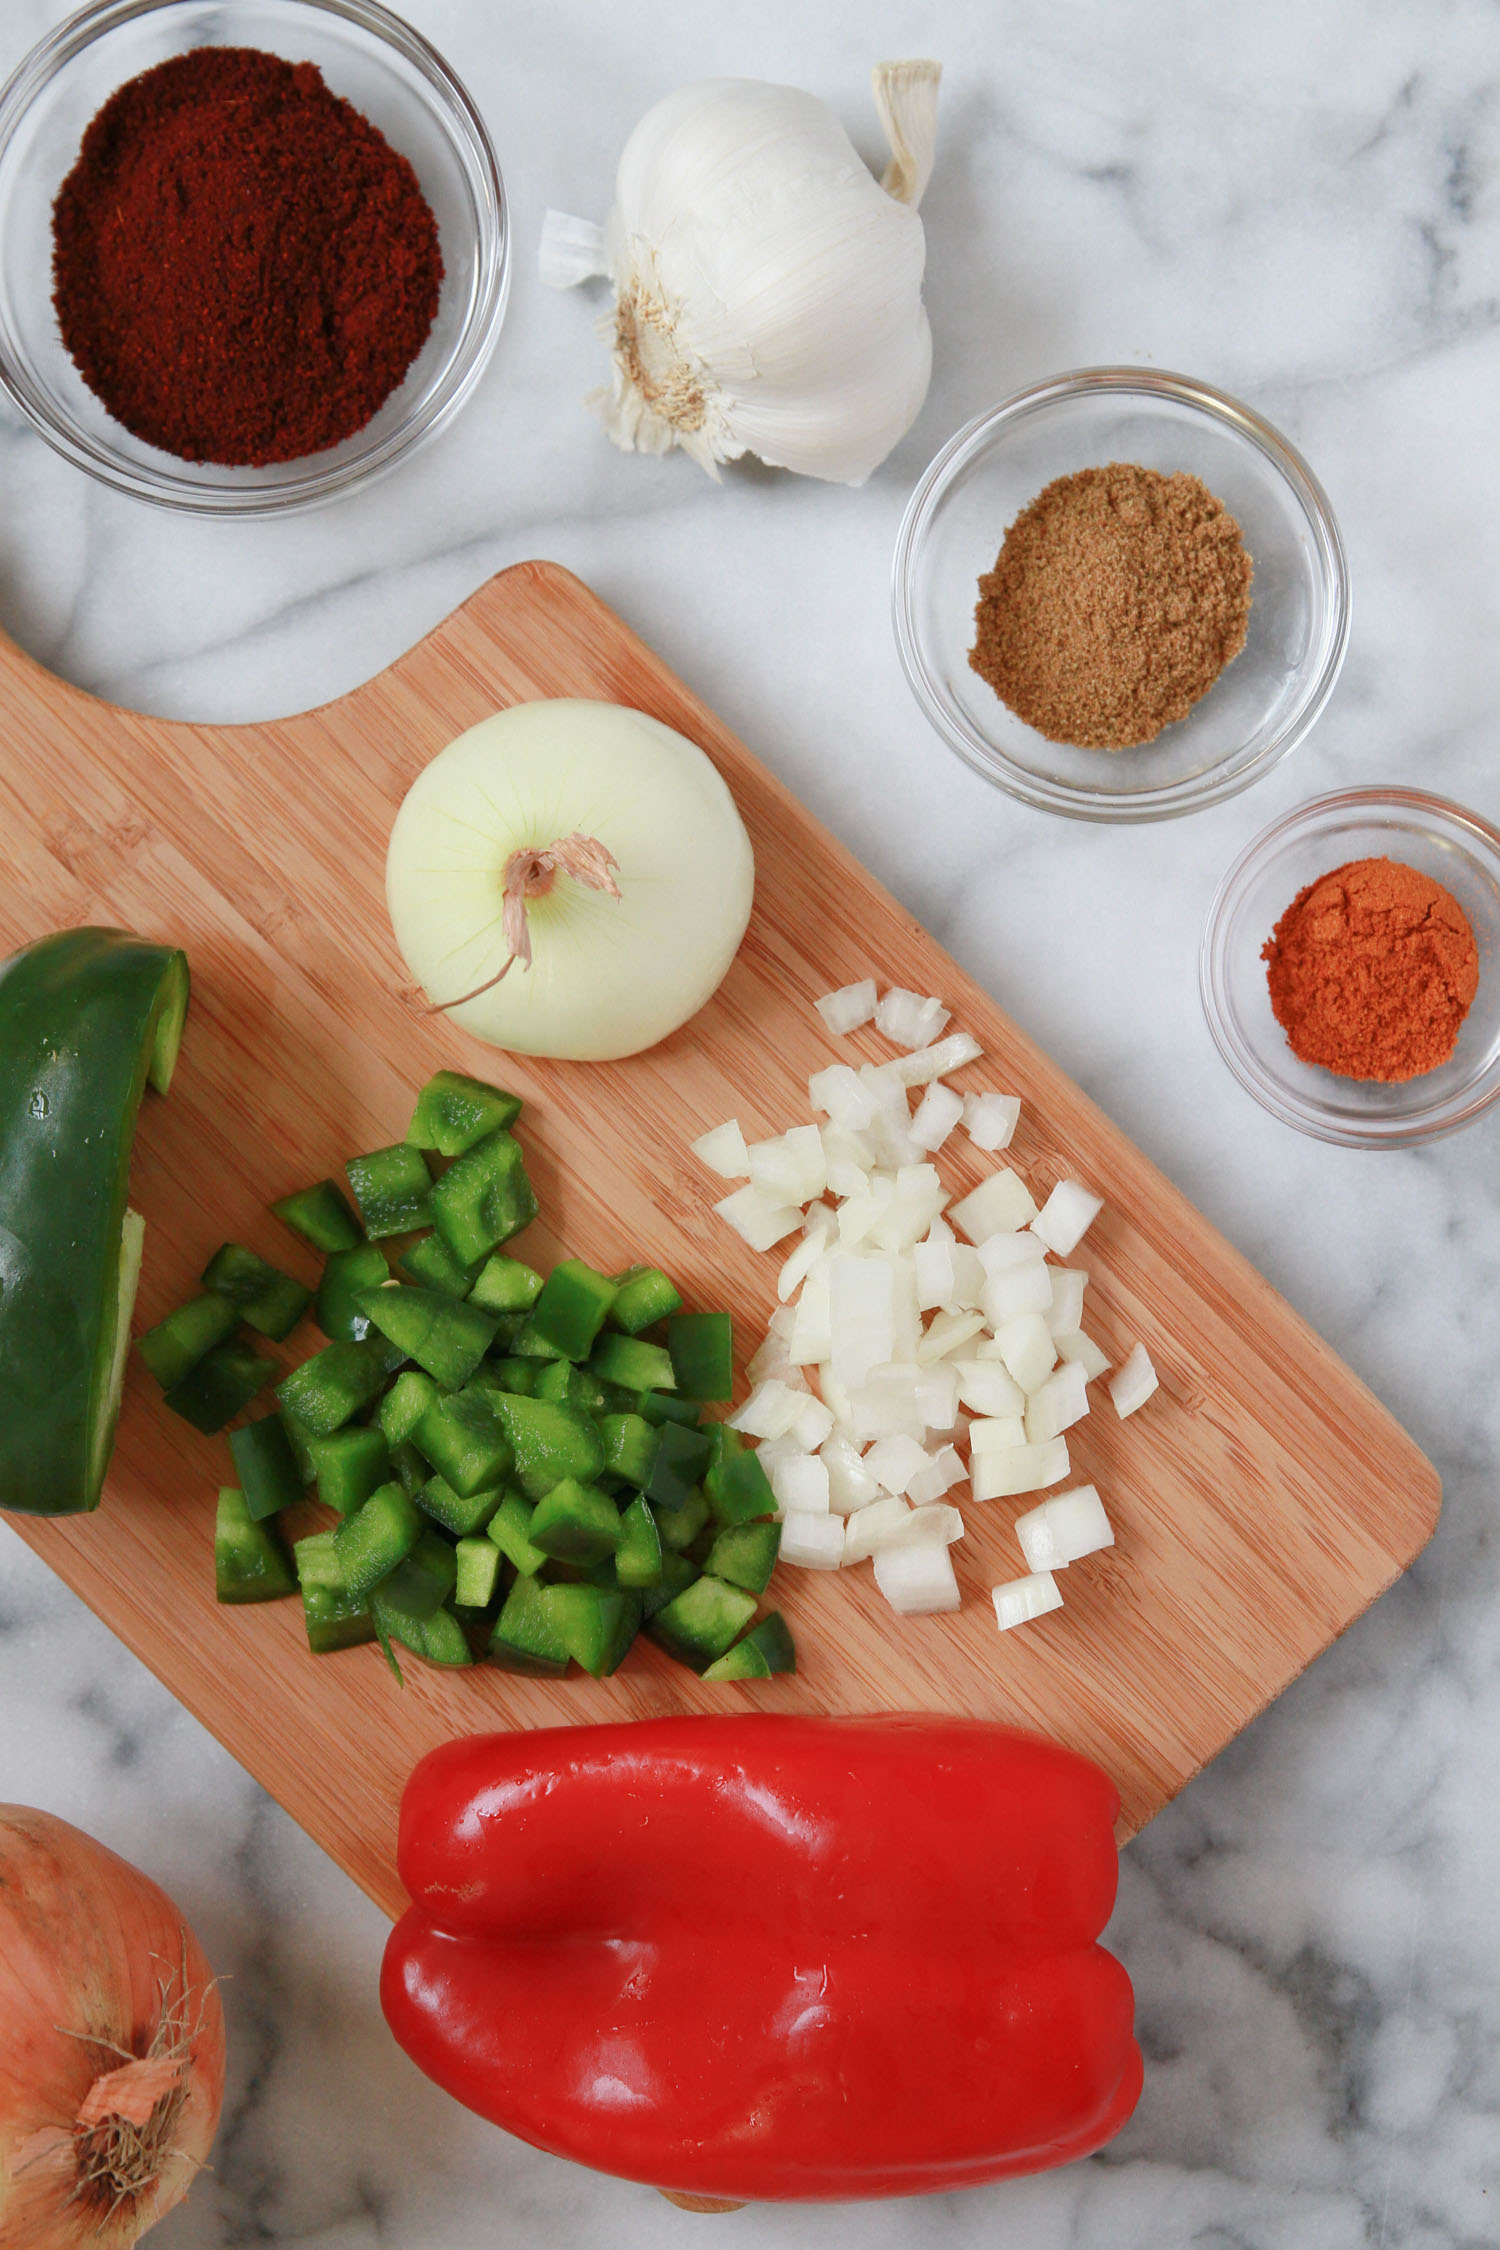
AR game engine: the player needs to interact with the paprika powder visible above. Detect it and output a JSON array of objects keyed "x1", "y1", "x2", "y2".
[
  {"x1": 1262, "y1": 855, "x2": 1479, "y2": 1082},
  {"x1": 52, "y1": 47, "x2": 443, "y2": 467}
]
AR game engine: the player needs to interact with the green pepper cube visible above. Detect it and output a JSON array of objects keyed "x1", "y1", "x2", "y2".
[
  {"x1": 609, "y1": 1264, "x2": 683, "y2": 1335},
  {"x1": 468, "y1": 1253, "x2": 543, "y2": 1315},
  {"x1": 637, "y1": 1552, "x2": 699, "y2": 1620},
  {"x1": 489, "y1": 1574, "x2": 571, "y2": 1675},
  {"x1": 546, "y1": 1582, "x2": 640, "y2": 1678},
  {"x1": 533, "y1": 1360, "x2": 609, "y2": 1415},
  {"x1": 488, "y1": 1392, "x2": 606, "y2": 1501},
  {"x1": 374, "y1": 1592, "x2": 473, "y2": 1668},
  {"x1": 702, "y1": 1612, "x2": 796, "y2": 1681},
  {"x1": 647, "y1": 1573, "x2": 758, "y2": 1671},
  {"x1": 201, "y1": 1242, "x2": 312, "y2": 1341},
  {"x1": 454, "y1": 1535, "x2": 502, "y2": 1612},
  {"x1": 276, "y1": 1337, "x2": 394, "y2": 1438},
  {"x1": 137, "y1": 1293, "x2": 239, "y2": 1390},
  {"x1": 278, "y1": 1404, "x2": 320, "y2": 1486},
  {"x1": 399, "y1": 1232, "x2": 481, "y2": 1299},
  {"x1": 378, "y1": 1368, "x2": 438, "y2": 1450},
  {"x1": 294, "y1": 1530, "x2": 376, "y2": 1653},
  {"x1": 528, "y1": 1479, "x2": 622, "y2": 1566},
  {"x1": 527, "y1": 1259, "x2": 618, "y2": 1361},
  {"x1": 704, "y1": 1517, "x2": 782, "y2": 1595},
  {"x1": 589, "y1": 1334, "x2": 676, "y2": 1392},
  {"x1": 358, "y1": 1284, "x2": 497, "y2": 1391},
  {"x1": 408, "y1": 1069, "x2": 523, "y2": 1158},
  {"x1": 599, "y1": 1411, "x2": 658, "y2": 1488},
  {"x1": 706, "y1": 1446, "x2": 777, "y2": 1527},
  {"x1": 227, "y1": 1413, "x2": 304, "y2": 1522},
  {"x1": 374, "y1": 1527, "x2": 458, "y2": 1624},
  {"x1": 333, "y1": 1481, "x2": 423, "y2": 1603},
  {"x1": 646, "y1": 1418, "x2": 712, "y2": 1510},
  {"x1": 413, "y1": 1388, "x2": 514, "y2": 1498},
  {"x1": 165, "y1": 1339, "x2": 273, "y2": 1433},
  {"x1": 486, "y1": 1492, "x2": 548, "y2": 1577},
  {"x1": 420, "y1": 1472, "x2": 504, "y2": 1538},
  {"x1": 273, "y1": 1179, "x2": 363, "y2": 1255},
  {"x1": 215, "y1": 1486, "x2": 297, "y2": 1603},
  {"x1": 486, "y1": 1356, "x2": 539, "y2": 1396},
  {"x1": 651, "y1": 1489, "x2": 710, "y2": 1552},
  {"x1": 431, "y1": 1130, "x2": 538, "y2": 1267},
  {"x1": 667, "y1": 1312, "x2": 734, "y2": 1403},
  {"x1": 310, "y1": 1424, "x2": 392, "y2": 1517},
  {"x1": 344, "y1": 1143, "x2": 433, "y2": 1239},
  {"x1": 389, "y1": 1439, "x2": 429, "y2": 1496},
  {"x1": 316, "y1": 1243, "x2": 390, "y2": 1342},
  {"x1": 638, "y1": 1390, "x2": 701, "y2": 1430},
  {"x1": 511, "y1": 1321, "x2": 569, "y2": 1362},
  {"x1": 615, "y1": 1494, "x2": 664, "y2": 1588}
]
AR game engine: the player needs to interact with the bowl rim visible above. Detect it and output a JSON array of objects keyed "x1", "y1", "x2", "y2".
[
  {"x1": 891, "y1": 364, "x2": 1352, "y2": 824},
  {"x1": 0, "y1": 0, "x2": 508, "y2": 516},
  {"x1": 1199, "y1": 783, "x2": 1500, "y2": 1148}
]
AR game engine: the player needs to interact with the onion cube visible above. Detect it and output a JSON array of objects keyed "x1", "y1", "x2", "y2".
[
  {"x1": 951, "y1": 1168, "x2": 1039, "y2": 1243},
  {"x1": 692, "y1": 1118, "x2": 750, "y2": 1177},
  {"x1": 1055, "y1": 1329, "x2": 1112, "y2": 1382},
  {"x1": 991, "y1": 1571, "x2": 1064, "y2": 1632},
  {"x1": 971, "y1": 1437, "x2": 1070, "y2": 1501},
  {"x1": 814, "y1": 979, "x2": 877, "y2": 1036},
  {"x1": 1109, "y1": 1342, "x2": 1159, "y2": 1418},
  {"x1": 956, "y1": 1359, "x2": 1027, "y2": 1418},
  {"x1": 1023, "y1": 1361, "x2": 1090, "y2": 1445},
  {"x1": 911, "y1": 1081, "x2": 964, "y2": 1152},
  {"x1": 821, "y1": 1432, "x2": 881, "y2": 1514},
  {"x1": 969, "y1": 1414, "x2": 1027, "y2": 1454},
  {"x1": 827, "y1": 1254, "x2": 902, "y2": 1389},
  {"x1": 976, "y1": 1230, "x2": 1046, "y2": 1279},
  {"x1": 817, "y1": 1363, "x2": 853, "y2": 1426},
  {"x1": 881, "y1": 1032, "x2": 983, "y2": 1089},
  {"x1": 821, "y1": 1123, "x2": 876, "y2": 1196},
  {"x1": 779, "y1": 1509, "x2": 845, "y2": 1567},
  {"x1": 771, "y1": 1451, "x2": 831, "y2": 1515},
  {"x1": 1031, "y1": 1179, "x2": 1104, "y2": 1257},
  {"x1": 748, "y1": 1124, "x2": 826, "y2": 1208},
  {"x1": 875, "y1": 986, "x2": 951, "y2": 1049},
  {"x1": 777, "y1": 1221, "x2": 831, "y2": 1304},
  {"x1": 996, "y1": 1313, "x2": 1057, "y2": 1395},
  {"x1": 896, "y1": 1502, "x2": 965, "y2": 1546},
  {"x1": 913, "y1": 1228, "x2": 956, "y2": 1312},
  {"x1": 809, "y1": 1062, "x2": 877, "y2": 1128},
  {"x1": 964, "y1": 1092, "x2": 1021, "y2": 1152},
  {"x1": 907, "y1": 1444, "x2": 965, "y2": 1504},
  {"x1": 715, "y1": 1184, "x2": 803, "y2": 1253},
  {"x1": 949, "y1": 1246, "x2": 987, "y2": 1309},
  {"x1": 838, "y1": 1176, "x2": 895, "y2": 1249},
  {"x1": 746, "y1": 1329, "x2": 800, "y2": 1386},
  {"x1": 981, "y1": 1262, "x2": 1054, "y2": 1327},
  {"x1": 864, "y1": 1433, "x2": 931, "y2": 1495},
  {"x1": 1016, "y1": 1484, "x2": 1114, "y2": 1572},
  {"x1": 873, "y1": 1541, "x2": 962, "y2": 1614},
  {"x1": 916, "y1": 1308, "x2": 986, "y2": 1362},
  {"x1": 789, "y1": 1395, "x2": 835, "y2": 1453},
  {"x1": 847, "y1": 1365, "x2": 925, "y2": 1443},
  {"x1": 786, "y1": 1266, "x2": 832, "y2": 1364},
  {"x1": 1045, "y1": 1268, "x2": 1088, "y2": 1336},
  {"x1": 728, "y1": 1379, "x2": 807, "y2": 1441},
  {"x1": 914, "y1": 1360, "x2": 959, "y2": 1432},
  {"x1": 843, "y1": 1495, "x2": 913, "y2": 1562}
]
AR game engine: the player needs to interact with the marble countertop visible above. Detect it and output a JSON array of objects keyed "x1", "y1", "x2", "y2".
[{"x1": 2, "y1": 1, "x2": 1497, "y2": 2244}]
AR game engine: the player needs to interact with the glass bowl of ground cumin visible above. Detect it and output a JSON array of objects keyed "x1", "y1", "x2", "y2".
[
  {"x1": 1201, "y1": 788, "x2": 1500, "y2": 1146},
  {"x1": 893, "y1": 368, "x2": 1349, "y2": 821},
  {"x1": 0, "y1": 0, "x2": 506, "y2": 514}
]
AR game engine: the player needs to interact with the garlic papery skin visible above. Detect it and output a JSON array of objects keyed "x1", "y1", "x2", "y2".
[
  {"x1": 540, "y1": 63, "x2": 940, "y2": 486},
  {"x1": 386, "y1": 700, "x2": 755, "y2": 1062}
]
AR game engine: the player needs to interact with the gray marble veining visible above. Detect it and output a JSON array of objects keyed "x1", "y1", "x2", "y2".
[{"x1": 1, "y1": 2, "x2": 1498, "y2": 2244}]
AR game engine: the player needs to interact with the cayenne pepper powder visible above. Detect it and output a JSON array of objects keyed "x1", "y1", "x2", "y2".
[
  {"x1": 1262, "y1": 857, "x2": 1479, "y2": 1082},
  {"x1": 52, "y1": 48, "x2": 444, "y2": 466},
  {"x1": 970, "y1": 464, "x2": 1253, "y2": 749}
]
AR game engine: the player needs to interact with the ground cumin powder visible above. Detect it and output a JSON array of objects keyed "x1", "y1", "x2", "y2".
[
  {"x1": 1262, "y1": 856, "x2": 1479, "y2": 1083},
  {"x1": 970, "y1": 463, "x2": 1253, "y2": 749}
]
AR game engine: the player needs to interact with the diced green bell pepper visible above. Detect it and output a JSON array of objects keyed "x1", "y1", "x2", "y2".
[
  {"x1": 527, "y1": 1259, "x2": 618, "y2": 1360},
  {"x1": 357, "y1": 1284, "x2": 497, "y2": 1390},
  {"x1": 454, "y1": 1535, "x2": 502, "y2": 1611},
  {"x1": 201, "y1": 1243, "x2": 311, "y2": 1341},
  {"x1": 165, "y1": 1338, "x2": 273, "y2": 1432},
  {"x1": 333, "y1": 1481, "x2": 423, "y2": 1603},
  {"x1": 485, "y1": 1356, "x2": 539, "y2": 1396},
  {"x1": 489, "y1": 1573, "x2": 571, "y2": 1676},
  {"x1": 599, "y1": 1411, "x2": 658, "y2": 1488},
  {"x1": 704, "y1": 1518, "x2": 781, "y2": 1595},
  {"x1": 420, "y1": 1472, "x2": 504, "y2": 1538},
  {"x1": 609, "y1": 1264, "x2": 683, "y2": 1334},
  {"x1": 468, "y1": 1253, "x2": 543, "y2": 1315},
  {"x1": 373, "y1": 1593, "x2": 473, "y2": 1668},
  {"x1": 647, "y1": 1573, "x2": 758, "y2": 1671},
  {"x1": 273, "y1": 1179, "x2": 362, "y2": 1255},
  {"x1": 533, "y1": 1360, "x2": 609, "y2": 1415},
  {"x1": 637, "y1": 1390, "x2": 702, "y2": 1430},
  {"x1": 667, "y1": 1312, "x2": 734, "y2": 1402},
  {"x1": 275, "y1": 1337, "x2": 401, "y2": 1438},
  {"x1": 294, "y1": 1531, "x2": 376, "y2": 1653},
  {"x1": 431, "y1": 1130, "x2": 538, "y2": 1266},
  {"x1": 278, "y1": 1404, "x2": 321, "y2": 1485},
  {"x1": 215, "y1": 1486, "x2": 297, "y2": 1603},
  {"x1": 228, "y1": 1413, "x2": 304, "y2": 1521},
  {"x1": 138, "y1": 1292, "x2": 239, "y2": 1389},
  {"x1": 528, "y1": 1479, "x2": 622, "y2": 1565},
  {"x1": 652, "y1": 1489, "x2": 710, "y2": 1551},
  {"x1": 705, "y1": 1445, "x2": 777, "y2": 1527},
  {"x1": 407, "y1": 1069, "x2": 522, "y2": 1158},
  {"x1": 702, "y1": 1612, "x2": 797, "y2": 1681},
  {"x1": 486, "y1": 1492, "x2": 547, "y2": 1577},
  {"x1": 389, "y1": 1439, "x2": 429, "y2": 1497},
  {"x1": 316, "y1": 1243, "x2": 390, "y2": 1341},
  {"x1": 547, "y1": 1582, "x2": 640, "y2": 1677},
  {"x1": 345, "y1": 1143, "x2": 434, "y2": 1239},
  {"x1": 638, "y1": 1551, "x2": 699, "y2": 1620},
  {"x1": 376, "y1": 1528, "x2": 458, "y2": 1622},
  {"x1": 310, "y1": 1424, "x2": 392, "y2": 1517},
  {"x1": 647, "y1": 1418, "x2": 712, "y2": 1509},
  {"x1": 487, "y1": 1391, "x2": 606, "y2": 1501},
  {"x1": 379, "y1": 1368, "x2": 439, "y2": 1449},
  {"x1": 413, "y1": 1389, "x2": 514, "y2": 1498},
  {"x1": 589, "y1": 1334, "x2": 676, "y2": 1392},
  {"x1": 399, "y1": 1231, "x2": 481, "y2": 1299},
  {"x1": 615, "y1": 1494, "x2": 664, "y2": 1588}
]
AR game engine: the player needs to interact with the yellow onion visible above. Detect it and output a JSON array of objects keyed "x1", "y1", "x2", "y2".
[{"x1": 0, "y1": 1807, "x2": 224, "y2": 2249}]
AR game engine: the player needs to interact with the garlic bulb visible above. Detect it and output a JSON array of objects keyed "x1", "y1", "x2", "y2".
[
  {"x1": 387, "y1": 700, "x2": 755, "y2": 1061},
  {"x1": 540, "y1": 62, "x2": 941, "y2": 486}
]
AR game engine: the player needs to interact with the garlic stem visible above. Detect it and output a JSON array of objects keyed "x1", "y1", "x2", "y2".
[
  {"x1": 873, "y1": 61, "x2": 942, "y2": 209},
  {"x1": 430, "y1": 832, "x2": 621, "y2": 1013}
]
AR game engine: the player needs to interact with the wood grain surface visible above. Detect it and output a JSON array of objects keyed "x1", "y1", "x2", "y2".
[{"x1": 0, "y1": 561, "x2": 1439, "y2": 1909}]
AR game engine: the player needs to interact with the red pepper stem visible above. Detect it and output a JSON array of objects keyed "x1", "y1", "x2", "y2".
[{"x1": 424, "y1": 833, "x2": 621, "y2": 1016}]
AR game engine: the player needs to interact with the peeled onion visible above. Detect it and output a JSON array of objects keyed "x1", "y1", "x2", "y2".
[{"x1": 387, "y1": 700, "x2": 754, "y2": 1060}]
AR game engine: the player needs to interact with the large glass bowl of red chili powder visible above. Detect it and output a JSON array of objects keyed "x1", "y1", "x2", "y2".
[
  {"x1": 1201, "y1": 788, "x2": 1500, "y2": 1146},
  {"x1": 0, "y1": 0, "x2": 506, "y2": 513}
]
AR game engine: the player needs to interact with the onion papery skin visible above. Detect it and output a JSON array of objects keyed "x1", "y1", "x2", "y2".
[
  {"x1": 0, "y1": 1807, "x2": 225, "y2": 2250},
  {"x1": 386, "y1": 700, "x2": 756, "y2": 1061}
]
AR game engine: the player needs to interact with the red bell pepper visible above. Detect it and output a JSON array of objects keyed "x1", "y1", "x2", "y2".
[{"x1": 381, "y1": 1714, "x2": 1142, "y2": 2202}]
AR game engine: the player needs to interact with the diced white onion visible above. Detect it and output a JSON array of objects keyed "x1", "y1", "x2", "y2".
[
  {"x1": 779, "y1": 1509, "x2": 845, "y2": 1567},
  {"x1": 976, "y1": 1229, "x2": 1047, "y2": 1279},
  {"x1": 954, "y1": 1359, "x2": 1027, "y2": 1418},
  {"x1": 913, "y1": 1360, "x2": 959, "y2": 1433},
  {"x1": 838, "y1": 1174, "x2": 895, "y2": 1249},
  {"x1": 808, "y1": 1062, "x2": 877, "y2": 1129},
  {"x1": 842, "y1": 1494, "x2": 912, "y2": 1563},
  {"x1": 820, "y1": 1432, "x2": 881, "y2": 1514},
  {"x1": 875, "y1": 986, "x2": 951, "y2": 1049},
  {"x1": 1031, "y1": 1179, "x2": 1104, "y2": 1257},
  {"x1": 692, "y1": 1118, "x2": 750, "y2": 1177},
  {"x1": 1109, "y1": 1342, "x2": 1159, "y2": 1418},
  {"x1": 992, "y1": 1571, "x2": 1064, "y2": 1632},
  {"x1": 814, "y1": 979, "x2": 877, "y2": 1036},
  {"x1": 971, "y1": 1437, "x2": 1070, "y2": 1501},
  {"x1": 817, "y1": 1363, "x2": 853, "y2": 1426},
  {"x1": 748, "y1": 1124, "x2": 826, "y2": 1208},
  {"x1": 910, "y1": 1081, "x2": 964, "y2": 1152},
  {"x1": 1045, "y1": 1268, "x2": 1087, "y2": 1336},
  {"x1": 820, "y1": 1123, "x2": 876, "y2": 1197},
  {"x1": 964, "y1": 1092, "x2": 1021, "y2": 1152},
  {"x1": 916, "y1": 1307, "x2": 986, "y2": 1363},
  {"x1": 771, "y1": 1451, "x2": 832, "y2": 1515},
  {"x1": 873, "y1": 1542, "x2": 962, "y2": 1614},
  {"x1": 948, "y1": 1245, "x2": 987, "y2": 1309},
  {"x1": 950, "y1": 1168, "x2": 1039, "y2": 1243},
  {"x1": 786, "y1": 1265, "x2": 832, "y2": 1364},
  {"x1": 827, "y1": 1253, "x2": 902, "y2": 1389},
  {"x1": 1055, "y1": 1329, "x2": 1112, "y2": 1382},
  {"x1": 968, "y1": 1413, "x2": 1027, "y2": 1454},
  {"x1": 728, "y1": 1378, "x2": 806, "y2": 1440},
  {"x1": 715, "y1": 1184, "x2": 803, "y2": 1253},
  {"x1": 745, "y1": 1327, "x2": 802, "y2": 1386},
  {"x1": 777, "y1": 1220, "x2": 831, "y2": 1304},
  {"x1": 900, "y1": 1502, "x2": 965, "y2": 1545},
  {"x1": 879, "y1": 1032, "x2": 983, "y2": 1089},
  {"x1": 913, "y1": 1225, "x2": 955, "y2": 1312},
  {"x1": 789, "y1": 1395, "x2": 835, "y2": 1453},
  {"x1": 863, "y1": 1432, "x2": 932, "y2": 1495},
  {"x1": 1023, "y1": 1360, "x2": 1090, "y2": 1445},
  {"x1": 1016, "y1": 1485, "x2": 1114, "y2": 1572},
  {"x1": 995, "y1": 1312, "x2": 1058, "y2": 1395},
  {"x1": 906, "y1": 1444, "x2": 966, "y2": 1504},
  {"x1": 846, "y1": 1364, "x2": 925, "y2": 1443},
  {"x1": 981, "y1": 1262, "x2": 1053, "y2": 1328}
]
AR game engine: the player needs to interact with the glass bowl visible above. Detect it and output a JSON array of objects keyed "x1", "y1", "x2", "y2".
[
  {"x1": 892, "y1": 368, "x2": 1350, "y2": 822},
  {"x1": 1200, "y1": 788, "x2": 1500, "y2": 1146},
  {"x1": 0, "y1": 0, "x2": 507, "y2": 514}
]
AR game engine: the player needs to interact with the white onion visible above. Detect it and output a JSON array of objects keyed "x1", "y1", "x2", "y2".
[
  {"x1": 820, "y1": 1431, "x2": 881, "y2": 1512},
  {"x1": 748, "y1": 1125, "x2": 826, "y2": 1207},
  {"x1": 994, "y1": 1312, "x2": 1057, "y2": 1394},
  {"x1": 786, "y1": 1267, "x2": 833, "y2": 1364},
  {"x1": 772, "y1": 1452, "x2": 832, "y2": 1514},
  {"x1": 875, "y1": 986, "x2": 950, "y2": 1049},
  {"x1": 842, "y1": 1494, "x2": 912, "y2": 1562},
  {"x1": 387, "y1": 700, "x2": 753, "y2": 1059},
  {"x1": 809, "y1": 1063, "x2": 877, "y2": 1129},
  {"x1": 847, "y1": 1365, "x2": 925, "y2": 1442},
  {"x1": 779, "y1": 1509, "x2": 845, "y2": 1566},
  {"x1": 1109, "y1": 1342, "x2": 1159, "y2": 1418},
  {"x1": 715, "y1": 1183, "x2": 803, "y2": 1252},
  {"x1": 968, "y1": 1413, "x2": 1027, "y2": 1454},
  {"x1": 1016, "y1": 1484, "x2": 1114, "y2": 1572},
  {"x1": 1031, "y1": 1178, "x2": 1104, "y2": 1257},
  {"x1": 728, "y1": 1378, "x2": 806, "y2": 1439},
  {"x1": 864, "y1": 1432, "x2": 931, "y2": 1494},
  {"x1": 820, "y1": 1123, "x2": 876, "y2": 1196},
  {"x1": 953, "y1": 1359, "x2": 1026, "y2": 1418},
  {"x1": 873, "y1": 1541, "x2": 961, "y2": 1613},
  {"x1": 1045, "y1": 1267, "x2": 1088, "y2": 1336},
  {"x1": 910, "y1": 1080, "x2": 963, "y2": 1151},
  {"x1": 971, "y1": 1437, "x2": 1070, "y2": 1500},
  {"x1": 877, "y1": 1032, "x2": 982, "y2": 1088},
  {"x1": 906, "y1": 1443, "x2": 965, "y2": 1503},
  {"x1": 789, "y1": 1394, "x2": 836, "y2": 1452},
  {"x1": 1055, "y1": 1329, "x2": 1112, "y2": 1382},
  {"x1": 1023, "y1": 1360, "x2": 1090, "y2": 1445},
  {"x1": 913, "y1": 1221, "x2": 956, "y2": 1311},
  {"x1": 976, "y1": 1230, "x2": 1046, "y2": 1279},
  {"x1": 692, "y1": 1118, "x2": 751, "y2": 1177},
  {"x1": 777, "y1": 1208, "x2": 834, "y2": 1302},
  {"x1": 815, "y1": 978, "x2": 877, "y2": 1035},
  {"x1": 991, "y1": 1571, "x2": 1064, "y2": 1631},
  {"x1": 964, "y1": 1091, "x2": 1020, "y2": 1151},
  {"x1": 913, "y1": 1360, "x2": 959, "y2": 1432},
  {"x1": 981, "y1": 1261, "x2": 1054, "y2": 1327},
  {"x1": 951, "y1": 1168, "x2": 1039, "y2": 1242},
  {"x1": 915, "y1": 1307, "x2": 985, "y2": 1362}
]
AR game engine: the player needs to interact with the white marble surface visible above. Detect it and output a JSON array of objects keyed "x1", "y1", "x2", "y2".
[{"x1": 2, "y1": 0, "x2": 1498, "y2": 2243}]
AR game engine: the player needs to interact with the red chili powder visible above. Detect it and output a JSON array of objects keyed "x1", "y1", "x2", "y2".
[{"x1": 51, "y1": 47, "x2": 444, "y2": 467}]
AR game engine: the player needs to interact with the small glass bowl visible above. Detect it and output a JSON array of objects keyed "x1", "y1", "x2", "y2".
[
  {"x1": 1200, "y1": 788, "x2": 1500, "y2": 1146},
  {"x1": 0, "y1": 0, "x2": 507, "y2": 514},
  {"x1": 892, "y1": 368, "x2": 1350, "y2": 821}
]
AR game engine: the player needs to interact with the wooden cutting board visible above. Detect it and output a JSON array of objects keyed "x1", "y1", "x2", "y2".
[{"x1": 0, "y1": 561, "x2": 1438, "y2": 1907}]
